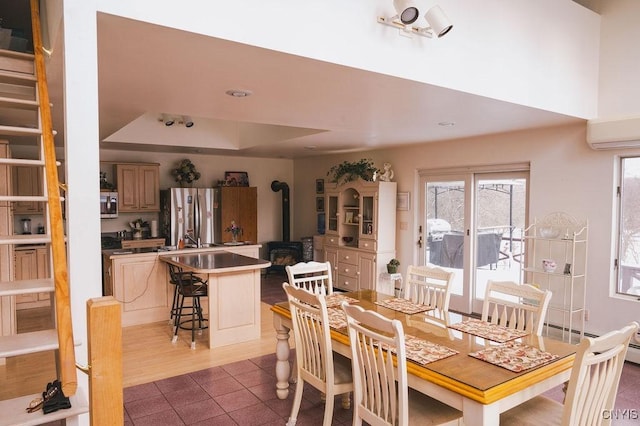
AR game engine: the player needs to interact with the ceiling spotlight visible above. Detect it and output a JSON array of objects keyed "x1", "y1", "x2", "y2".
[
  {"x1": 182, "y1": 116, "x2": 194, "y2": 128},
  {"x1": 378, "y1": 2, "x2": 453, "y2": 39},
  {"x1": 162, "y1": 113, "x2": 175, "y2": 126},
  {"x1": 225, "y1": 89, "x2": 253, "y2": 98},
  {"x1": 424, "y1": 5, "x2": 453, "y2": 38},
  {"x1": 393, "y1": 0, "x2": 419, "y2": 24}
]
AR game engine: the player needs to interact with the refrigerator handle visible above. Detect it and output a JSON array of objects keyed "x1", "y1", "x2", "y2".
[{"x1": 194, "y1": 191, "x2": 200, "y2": 238}]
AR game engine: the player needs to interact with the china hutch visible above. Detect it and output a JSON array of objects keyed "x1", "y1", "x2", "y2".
[{"x1": 323, "y1": 180, "x2": 397, "y2": 294}]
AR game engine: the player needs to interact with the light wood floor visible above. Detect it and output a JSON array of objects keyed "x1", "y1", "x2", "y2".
[{"x1": 1, "y1": 302, "x2": 284, "y2": 399}]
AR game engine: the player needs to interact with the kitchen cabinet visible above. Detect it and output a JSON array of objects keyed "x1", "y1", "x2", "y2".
[
  {"x1": 102, "y1": 245, "x2": 261, "y2": 326},
  {"x1": 521, "y1": 212, "x2": 588, "y2": 344},
  {"x1": 219, "y1": 186, "x2": 257, "y2": 244},
  {"x1": 12, "y1": 165, "x2": 42, "y2": 214},
  {"x1": 324, "y1": 180, "x2": 397, "y2": 294},
  {"x1": 116, "y1": 163, "x2": 160, "y2": 213},
  {"x1": 14, "y1": 246, "x2": 50, "y2": 309}
]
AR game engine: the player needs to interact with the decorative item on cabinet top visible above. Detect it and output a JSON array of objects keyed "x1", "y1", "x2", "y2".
[
  {"x1": 171, "y1": 159, "x2": 200, "y2": 186},
  {"x1": 224, "y1": 171, "x2": 249, "y2": 187},
  {"x1": 327, "y1": 158, "x2": 379, "y2": 185}
]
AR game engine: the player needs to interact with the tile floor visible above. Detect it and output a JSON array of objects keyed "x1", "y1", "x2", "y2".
[
  {"x1": 124, "y1": 352, "x2": 355, "y2": 425},
  {"x1": 123, "y1": 351, "x2": 640, "y2": 426},
  {"x1": 121, "y1": 272, "x2": 640, "y2": 425}
]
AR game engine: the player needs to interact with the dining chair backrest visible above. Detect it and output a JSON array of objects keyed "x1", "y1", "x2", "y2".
[
  {"x1": 562, "y1": 321, "x2": 638, "y2": 425},
  {"x1": 285, "y1": 261, "x2": 333, "y2": 295},
  {"x1": 404, "y1": 264, "x2": 455, "y2": 311},
  {"x1": 283, "y1": 282, "x2": 335, "y2": 391},
  {"x1": 342, "y1": 302, "x2": 408, "y2": 426},
  {"x1": 481, "y1": 280, "x2": 551, "y2": 336}
]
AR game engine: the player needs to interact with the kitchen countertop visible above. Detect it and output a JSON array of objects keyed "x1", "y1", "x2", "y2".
[
  {"x1": 160, "y1": 251, "x2": 270, "y2": 274},
  {"x1": 102, "y1": 244, "x2": 262, "y2": 258}
]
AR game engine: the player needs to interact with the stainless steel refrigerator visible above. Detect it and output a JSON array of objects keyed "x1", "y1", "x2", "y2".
[{"x1": 160, "y1": 188, "x2": 219, "y2": 247}]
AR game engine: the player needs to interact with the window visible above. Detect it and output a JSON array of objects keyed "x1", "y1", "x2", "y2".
[{"x1": 617, "y1": 157, "x2": 640, "y2": 297}]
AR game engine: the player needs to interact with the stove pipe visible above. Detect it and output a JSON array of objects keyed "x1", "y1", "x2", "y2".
[{"x1": 271, "y1": 180, "x2": 290, "y2": 242}]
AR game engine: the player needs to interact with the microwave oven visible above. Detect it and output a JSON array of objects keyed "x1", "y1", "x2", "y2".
[{"x1": 100, "y1": 192, "x2": 118, "y2": 218}]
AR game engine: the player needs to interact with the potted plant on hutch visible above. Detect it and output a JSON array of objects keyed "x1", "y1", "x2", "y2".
[{"x1": 387, "y1": 258, "x2": 400, "y2": 274}]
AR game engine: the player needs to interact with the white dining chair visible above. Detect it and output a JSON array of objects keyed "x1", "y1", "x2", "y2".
[
  {"x1": 481, "y1": 280, "x2": 552, "y2": 336},
  {"x1": 285, "y1": 261, "x2": 333, "y2": 295},
  {"x1": 283, "y1": 283, "x2": 352, "y2": 426},
  {"x1": 404, "y1": 264, "x2": 455, "y2": 311},
  {"x1": 342, "y1": 302, "x2": 463, "y2": 426},
  {"x1": 501, "y1": 321, "x2": 639, "y2": 425}
]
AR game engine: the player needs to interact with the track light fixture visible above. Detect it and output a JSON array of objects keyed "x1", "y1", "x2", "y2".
[
  {"x1": 182, "y1": 116, "x2": 194, "y2": 128},
  {"x1": 378, "y1": 3, "x2": 453, "y2": 39},
  {"x1": 162, "y1": 113, "x2": 175, "y2": 126},
  {"x1": 159, "y1": 113, "x2": 195, "y2": 128}
]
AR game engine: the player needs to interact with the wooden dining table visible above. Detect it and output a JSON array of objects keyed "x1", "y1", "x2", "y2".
[{"x1": 271, "y1": 290, "x2": 577, "y2": 426}]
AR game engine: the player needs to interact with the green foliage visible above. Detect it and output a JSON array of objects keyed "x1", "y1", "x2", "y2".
[
  {"x1": 388, "y1": 258, "x2": 400, "y2": 266},
  {"x1": 327, "y1": 158, "x2": 379, "y2": 185},
  {"x1": 171, "y1": 159, "x2": 201, "y2": 184}
]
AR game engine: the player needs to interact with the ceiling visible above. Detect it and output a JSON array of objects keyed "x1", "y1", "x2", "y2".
[{"x1": 5, "y1": 2, "x2": 597, "y2": 159}]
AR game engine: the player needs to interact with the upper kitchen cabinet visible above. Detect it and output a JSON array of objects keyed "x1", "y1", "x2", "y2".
[
  {"x1": 116, "y1": 163, "x2": 160, "y2": 213},
  {"x1": 219, "y1": 186, "x2": 257, "y2": 244},
  {"x1": 12, "y1": 165, "x2": 42, "y2": 214}
]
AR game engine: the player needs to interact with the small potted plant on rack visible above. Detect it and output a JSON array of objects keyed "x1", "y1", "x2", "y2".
[{"x1": 387, "y1": 258, "x2": 400, "y2": 274}]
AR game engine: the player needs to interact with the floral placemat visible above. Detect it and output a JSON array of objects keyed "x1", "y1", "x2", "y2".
[
  {"x1": 374, "y1": 298, "x2": 435, "y2": 315},
  {"x1": 325, "y1": 293, "x2": 360, "y2": 308},
  {"x1": 448, "y1": 319, "x2": 529, "y2": 343},
  {"x1": 469, "y1": 342, "x2": 559, "y2": 373},
  {"x1": 382, "y1": 334, "x2": 458, "y2": 366},
  {"x1": 327, "y1": 307, "x2": 348, "y2": 330}
]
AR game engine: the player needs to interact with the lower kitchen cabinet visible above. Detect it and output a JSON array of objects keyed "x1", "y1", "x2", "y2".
[{"x1": 15, "y1": 246, "x2": 51, "y2": 309}]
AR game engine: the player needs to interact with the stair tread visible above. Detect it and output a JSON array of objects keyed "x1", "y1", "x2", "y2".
[
  {"x1": 0, "y1": 278, "x2": 54, "y2": 297},
  {"x1": 0, "y1": 158, "x2": 59, "y2": 166},
  {"x1": 0, "y1": 329, "x2": 59, "y2": 358},
  {"x1": 0, "y1": 388, "x2": 88, "y2": 426},
  {"x1": 0, "y1": 195, "x2": 50, "y2": 202},
  {"x1": 0, "y1": 235, "x2": 52, "y2": 245},
  {"x1": 0, "y1": 124, "x2": 41, "y2": 136},
  {"x1": 0, "y1": 69, "x2": 36, "y2": 85},
  {"x1": 0, "y1": 96, "x2": 39, "y2": 109},
  {"x1": 0, "y1": 48, "x2": 35, "y2": 60}
]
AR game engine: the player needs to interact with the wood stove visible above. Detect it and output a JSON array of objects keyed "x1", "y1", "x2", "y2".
[{"x1": 267, "y1": 180, "x2": 302, "y2": 273}]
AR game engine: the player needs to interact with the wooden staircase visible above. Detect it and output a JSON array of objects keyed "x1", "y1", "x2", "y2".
[{"x1": 0, "y1": 1, "x2": 88, "y2": 424}]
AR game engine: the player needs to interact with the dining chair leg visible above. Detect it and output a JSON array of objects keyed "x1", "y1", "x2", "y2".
[
  {"x1": 286, "y1": 377, "x2": 305, "y2": 426},
  {"x1": 322, "y1": 391, "x2": 335, "y2": 426}
]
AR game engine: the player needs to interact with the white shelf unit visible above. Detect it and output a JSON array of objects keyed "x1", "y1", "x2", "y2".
[{"x1": 521, "y1": 212, "x2": 588, "y2": 344}]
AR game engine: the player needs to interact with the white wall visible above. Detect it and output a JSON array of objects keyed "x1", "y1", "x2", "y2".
[
  {"x1": 598, "y1": 0, "x2": 640, "y2": 118},
  {"x1": 94, "y1": 0, "x2": 599, "y2": 119},
  {"x1": 293, "y1": 123, "x2": 639, "y2": 338}
]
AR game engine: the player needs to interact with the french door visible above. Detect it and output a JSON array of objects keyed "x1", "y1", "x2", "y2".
[{"x1": 418, "y1": 165, "x2": 528, "y2": 314}]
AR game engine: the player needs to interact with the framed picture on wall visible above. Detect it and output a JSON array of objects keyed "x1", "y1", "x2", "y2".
[
  {"x1": 316, "y1": 179, "x2": 325, "y2": 194},
  {"x1": 317, "y1": 213, "x2": 326, "y2": 234},
  {"x1": 316, "y1": 197, "x2": 324, "y2": 212},
  {"x1": 397, "y1": 192, "x2": 410, "y2": 211},
  {"x1": 224, "y1": 171, "x2": 249, "y2": 187}
]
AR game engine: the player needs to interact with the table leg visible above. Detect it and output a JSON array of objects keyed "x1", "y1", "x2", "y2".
[
  {"x1": 462, "y1": 399, "x2": 499, "y2": 426},
  {"x1": 274, "y1": 316, "x2": 291, "y2": 400}
]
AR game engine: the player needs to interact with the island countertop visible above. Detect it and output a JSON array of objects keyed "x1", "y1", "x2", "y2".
[{"x1": 160, "y1": 251, "x2": 270, "y2": 274}]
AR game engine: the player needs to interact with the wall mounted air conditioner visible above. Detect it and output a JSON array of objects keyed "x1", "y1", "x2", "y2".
[{"x1": 587, "y1": 115, "x2": 640, "y2": 150}]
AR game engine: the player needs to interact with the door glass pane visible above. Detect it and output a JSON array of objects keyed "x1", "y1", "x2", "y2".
[
  {"x1": 473, "y1": 178, "x2": 527, "y2": 302},
  {"x1": 426, "y1": 181, "x2": 465, "y2": 298}
]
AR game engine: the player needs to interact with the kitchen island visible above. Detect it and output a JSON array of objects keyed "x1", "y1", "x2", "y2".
[
  {"x1": 102, "y1": 245, "x2": 264, "y2": 334},
  {"x1": 160, "y1": 251, "x2": 270, "y2": 348}
]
